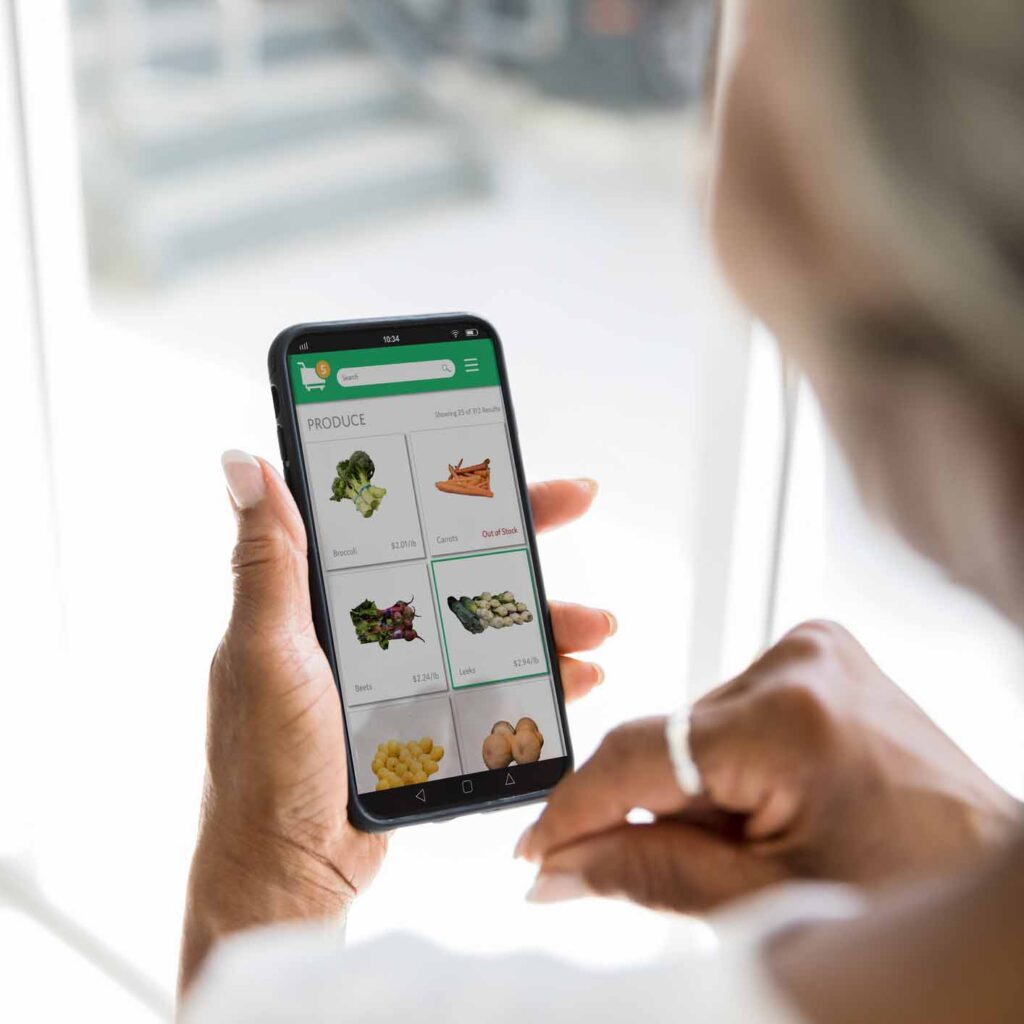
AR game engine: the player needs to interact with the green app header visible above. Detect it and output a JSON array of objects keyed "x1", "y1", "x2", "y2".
[{"x1": 289, "y1": 339, "x2": 499, "y2": 404}]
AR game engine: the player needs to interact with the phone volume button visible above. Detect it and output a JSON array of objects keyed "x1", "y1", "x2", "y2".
[{"x1": 270, "y1": 384, "x2": 281, "y2": 417}]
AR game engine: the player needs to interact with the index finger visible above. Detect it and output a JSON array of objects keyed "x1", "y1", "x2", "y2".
[
  {"x1": 515, "y1": 717, "x2": 688, "y2": 864},
  {"x1": 529, "y1": 479, "x2": 598, "y2": 533}
]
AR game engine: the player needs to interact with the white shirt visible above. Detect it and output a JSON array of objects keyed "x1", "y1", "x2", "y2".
[{"x1": 183, "y1": 885, "x2": 862, "y2": 1023}]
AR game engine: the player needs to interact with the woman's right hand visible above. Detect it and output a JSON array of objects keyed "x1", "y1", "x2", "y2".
[{"x1": 516, "y1": 621, "x2": 1019, "y2": 910}]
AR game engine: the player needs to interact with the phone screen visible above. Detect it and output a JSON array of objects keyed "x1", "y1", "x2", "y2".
[{"x1": 284, "y1": 321, "x2": 569, "y2": 823}]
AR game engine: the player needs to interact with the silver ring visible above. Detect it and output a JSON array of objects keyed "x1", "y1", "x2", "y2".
[{"x1": 665, "y1": 706, "x2": 702, "y2": 797}]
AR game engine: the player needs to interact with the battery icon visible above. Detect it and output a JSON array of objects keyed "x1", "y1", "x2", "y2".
[{"x1": 464, "y1": 328, "x2": 479, "y2": 337}]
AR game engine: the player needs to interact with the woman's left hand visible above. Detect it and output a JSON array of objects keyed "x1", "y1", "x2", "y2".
[{"x1": 180, "y1": 453, "x2": 615, "y2": 993}]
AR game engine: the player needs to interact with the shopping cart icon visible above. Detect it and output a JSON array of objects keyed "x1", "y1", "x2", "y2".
[{"x1": 297, "y1": 361, "x2": 327, "y2": 393}]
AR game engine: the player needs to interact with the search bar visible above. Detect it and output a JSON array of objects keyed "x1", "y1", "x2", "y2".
[{"x1": 337, "y1": 359, "x2": 456, "y2": 388}]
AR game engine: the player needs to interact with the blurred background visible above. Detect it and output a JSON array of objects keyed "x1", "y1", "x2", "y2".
[{"x1": 2, "y1": 1, "x2": 1022, "y2": 1020}]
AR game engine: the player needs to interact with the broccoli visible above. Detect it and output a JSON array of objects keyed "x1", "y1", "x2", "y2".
[{"x1": 330, "y1": 450, "x2": 387, "y2": 517}]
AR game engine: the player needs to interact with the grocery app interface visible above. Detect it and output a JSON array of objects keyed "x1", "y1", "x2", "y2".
[{"x1": 289, "y1": 333, "x2": 566, "y2": 813}]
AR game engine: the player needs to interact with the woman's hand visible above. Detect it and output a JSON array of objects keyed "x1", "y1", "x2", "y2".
[
  {"x1": 517, "y1": 620, "x2": 1019, "y2": 909},
  {"x1": 179, "y1": 453, "x2": 615, "y2": 992}
]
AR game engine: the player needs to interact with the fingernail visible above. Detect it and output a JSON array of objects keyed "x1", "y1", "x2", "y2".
[
  {"x1": 525, "y1": 872, "x2": 590, "y2": 904},
  {"x1": 575, "y1": 477, "x2": 599, "y2": 496},
  {"x1": 513, "y1": 825, "x2": 534, "y2": 861},
  {"x1": 222, "y1": 450, "x2": 265, "y2": 509},
  {"x1": 602, "y1": 611, "x2": 618, "y2": 636},
  {"x1": 592, "y1": 663, "x2": 606, "y2": 686}
]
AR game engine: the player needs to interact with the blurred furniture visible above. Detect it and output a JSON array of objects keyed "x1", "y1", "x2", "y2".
[
  {"x1": 446, "y1": 0, "x2": 714, "y2": 105},
  {"x1": 69, "y1": 0, "x2": 488, "y2": 282}
]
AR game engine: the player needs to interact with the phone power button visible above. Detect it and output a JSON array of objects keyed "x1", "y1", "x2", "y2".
[{"x1": 276, "y1": 427, "x2": 290, "y2": 470}]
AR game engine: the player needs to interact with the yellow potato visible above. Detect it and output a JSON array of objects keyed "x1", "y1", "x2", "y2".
[{"x1": 374, "y1": 737, "x2": 445, "y2": 787}]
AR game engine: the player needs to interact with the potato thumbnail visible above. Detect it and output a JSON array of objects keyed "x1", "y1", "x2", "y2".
[{"x1": 481, "y1": 717, "x2": 544, "y2": 769}]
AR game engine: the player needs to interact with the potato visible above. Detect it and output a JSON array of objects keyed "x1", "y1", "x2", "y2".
[
  {"x1": 482, "y1": 732, "x2": 513, "y2": 770},
  {"x1": 491, "y1": 721, "x2": 515, "y2": 737},
  {"x1": 374, "y1": 736, "x2": 443, "y2": 787},
  {"x1": 510, "y1": 729, "x2": 542, "y2": 765},
  {"x1": 515, "y1": 717, "x2": 540, "y2": 736}
]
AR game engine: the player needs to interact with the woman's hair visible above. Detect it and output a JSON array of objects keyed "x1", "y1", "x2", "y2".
[{"x1": 820, "y1": 1, "x2": 1024, "y2": 416}]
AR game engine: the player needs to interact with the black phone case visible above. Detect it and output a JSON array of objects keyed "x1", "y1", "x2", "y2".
[{"x1": 267, "y1": 312, "x2": 573, "y2": 832}]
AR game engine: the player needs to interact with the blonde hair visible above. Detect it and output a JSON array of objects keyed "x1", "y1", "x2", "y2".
[{"x1": 822, "y1": 1, "x2": 1024, "y2": 414}]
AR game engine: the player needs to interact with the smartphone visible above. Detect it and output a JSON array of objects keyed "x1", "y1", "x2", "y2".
[{"x1": 268, "y1": 314, "x2": 573, "y2": 831}]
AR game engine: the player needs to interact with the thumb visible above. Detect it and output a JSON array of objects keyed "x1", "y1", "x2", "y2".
[
  {"x1": 222, "y1": 450, "x2": 311, "y2": 635},
  {"x1": 527, "y1": 821, "x2": 787, "y2": 913}
]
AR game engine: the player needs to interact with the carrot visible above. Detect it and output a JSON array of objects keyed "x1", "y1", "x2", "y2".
[
  {"x1": 436, "y1": 481, "x2": 493, "y2": 497},
  {"x1": 437, "y1": 457, "x2": 493, "y2": 496}
]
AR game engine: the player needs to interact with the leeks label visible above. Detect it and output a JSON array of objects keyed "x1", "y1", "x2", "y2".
[{"x1": 290, "y1": 339, "x2": 500, "y2": 404}]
